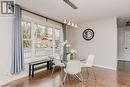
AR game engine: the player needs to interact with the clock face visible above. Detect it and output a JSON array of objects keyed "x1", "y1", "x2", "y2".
[{"x1": 82, "y1": 29, "x2": 94, "y2": 40}]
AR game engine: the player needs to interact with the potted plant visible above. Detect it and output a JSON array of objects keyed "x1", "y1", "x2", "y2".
[{"x1": 67, "y1": 49, "x2": 77, "y2": 61}]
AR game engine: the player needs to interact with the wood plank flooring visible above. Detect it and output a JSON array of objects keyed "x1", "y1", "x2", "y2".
[{"x1": 2, "y1": 61, "x2": 130, "y2": 87}]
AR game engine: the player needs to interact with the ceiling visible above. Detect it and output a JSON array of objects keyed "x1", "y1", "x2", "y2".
[{"x1": 16, "y1": 0, "x2": 130, "y2": 23}]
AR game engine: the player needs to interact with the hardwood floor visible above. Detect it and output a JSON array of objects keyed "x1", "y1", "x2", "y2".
[{"x1": 3, "y1": 61, "x2": 130, "y2": 87}]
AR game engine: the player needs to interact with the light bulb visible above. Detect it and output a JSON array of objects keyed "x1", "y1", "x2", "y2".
[
  {"x1": 71, "y1": 22, "x2": 74, "y2": 27},
  {"x1": 63, "y1": 19, "x2": 67, "y2": 24},
  {"x1": 68, "y1": 21, "x2": 71, "y2": 25},
  {"x1": 75, "y1": 24, "x2": 78, "y2": 28}
]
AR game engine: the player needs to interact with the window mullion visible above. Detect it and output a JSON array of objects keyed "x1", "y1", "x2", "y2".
[
  {"x1": 60, "y1": 29, "x2": 63, "y2": 58},
  {"x1": 52, "y1": 27, "x2": 55, "y2": 56},
  {"x1": 31, "y1": 22, "x2": 36, "y2": 59}
]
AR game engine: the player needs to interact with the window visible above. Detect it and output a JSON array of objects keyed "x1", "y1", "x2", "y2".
[
  {"x1": 22, "y1": 21, "x2": 31, "y2": 58},
  {"x1": 22, "y1": 21, "x2": 63, "y2": 60},
  {"x1": 34, "y1": 24, "x2": 53, "y2": 57},
  {"x1": 22, "y1": 21, "x2": 31, "y2": 48},
  {"x1": 54, "y1": 29, "x2": 60, "y2": 54}
]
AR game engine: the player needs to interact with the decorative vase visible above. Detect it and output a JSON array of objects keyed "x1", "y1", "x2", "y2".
[
  {"x1": 67, "y1": 53, "x2": 71, "y2": 61},
  {"x1": 70, "y1": 54, "x2": 73, "y2": 60},
  {"x1": 66, "y1": 53, "x2": 74, "y2": 61}
]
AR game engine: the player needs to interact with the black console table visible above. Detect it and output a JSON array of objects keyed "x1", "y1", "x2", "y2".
[{"x1": 29, "y1": 59, "x2": 53, "y2": 77}]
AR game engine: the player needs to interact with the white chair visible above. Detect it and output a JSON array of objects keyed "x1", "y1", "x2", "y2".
[
  {"x1": 51, "y1": 53, "x2": 65, "y2": 76},
  {"x1": 63, "y1": 60, "x2": 83, "y2": 83},
  {"x1": 80, "y1": 54, "x2": 96, "y2": 81}
]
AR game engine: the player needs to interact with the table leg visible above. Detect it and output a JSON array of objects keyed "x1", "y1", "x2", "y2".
[
  {"x1": 32, "y1": 65, "x2": 34, "y2": 77},
  {"x1": 47, "y1": 61, "x2": 49, "y2": 70},
  {"x1": 29, "y1": 64, "x2": 31, "y2": 77},
  {"x1": 49, "y1": 60, "x2": 53, "y2": 70}
]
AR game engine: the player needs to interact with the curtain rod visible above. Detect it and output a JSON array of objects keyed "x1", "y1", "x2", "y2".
[{"x1": 20, "y1": 8, "x2": 64, "y2": 25}]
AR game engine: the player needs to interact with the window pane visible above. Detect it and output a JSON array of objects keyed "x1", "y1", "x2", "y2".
[
  {"x1": 23, "y1": 40, "x2": 31, "y2": 48},
  {"x1": 55, "y1": 29, "x2": 60, "y2": 54},
  {"x1": 22, "y1": 21, "x2": 31, "y2": 39},
  {"x1": 23, "y1": 40, "x2": 31, "y2": 58},
  {"x1": 55, "y1": 29, "x2": 60, "y2": 40},
  {"x1": 24, "y1": 48, "x2": 31, "y2": 58},
  {"x1": 22, "y1": 21, "x2": 31, "y2": 58},
  {"x1": 34, "y1": 25, "x2": 45, "y2": 39},
  {"x1": 34, "y1": 24, "x2": 53, "y2": 57},
  {"x1": 35, "y1": 25, "x2": 53, "y2": 48},
  {"x1": 35, "y1": 48, "x2": 53, "y2": 57},
  {"x1": 47, "y1": 27, "x2": 53, "y2": 38}
]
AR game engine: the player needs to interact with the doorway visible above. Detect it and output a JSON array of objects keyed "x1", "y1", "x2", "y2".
[{"x1": 117, "y1": 17, "x2": 130, "y2": 72}]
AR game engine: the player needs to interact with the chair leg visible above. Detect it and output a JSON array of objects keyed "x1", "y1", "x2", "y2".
[
  {"x1": 80, "y1": 73, "x2": 83, "y2": 81},
  {"x1": 51, "y1": 66, "x2": 55, "y2": 77},
  {"x1": 86, "y1": 68, "x2": 89, "y2": 80},
  {"x1": 82, "y1": 68, "x2": 85, "y2": 77},
  {"x1": 60, "y1": 67, "x2": 63, "y2": 75},
  {"x1": 79, "y1": 73, "x2": 84, "y2": 87},
  {"x1": 63, "y1": 73, "x2": 67, "y2": 84},
  {"x1": 92, "y1": 67, "x2": 96, "y2": 81},
  {"x1": 66, "y1": 74, "x2": 70, "y2": 84},
  {"x1": 75, "y1": 74, "x2": 82, "y2": 82}
]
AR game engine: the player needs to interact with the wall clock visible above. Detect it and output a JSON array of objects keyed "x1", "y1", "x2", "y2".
[{"x1": 82, "y1": 29, "x2": 94, "y2": 40}]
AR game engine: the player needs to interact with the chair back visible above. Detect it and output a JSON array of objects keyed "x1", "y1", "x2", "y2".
[
  {"x1": 86, "y1": 54, "x2": 95, "y2": 67},
  {"x1": 66, "y1": 60, "x2": 81, "y2": 74},
  {"x1": 54, "y1": 53, "x2": 60, "y2": 60},
  {"x1": 53, "y1": 53, "x2": 61, "y2": 65}
]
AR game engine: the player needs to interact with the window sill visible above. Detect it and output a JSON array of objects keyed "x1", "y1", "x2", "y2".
[{"x1": 24, "y1": 56, "x2": 50, "y2": 64}]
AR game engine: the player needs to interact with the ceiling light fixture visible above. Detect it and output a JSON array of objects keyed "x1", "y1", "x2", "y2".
[{"x1": 63, "y1": 19, "x2": 78, "y2": 28}]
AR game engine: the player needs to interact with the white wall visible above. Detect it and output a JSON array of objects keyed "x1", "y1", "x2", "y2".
[
  {"x1": 0, "y1": 16, "x2": 12, "y2": 85},
  {"x1": 68, "y1": 17, "x2": 118, "y2": 70}
]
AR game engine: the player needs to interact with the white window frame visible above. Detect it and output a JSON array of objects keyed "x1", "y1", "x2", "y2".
[{"x1": 22, "y1": 19, "x2": 63, "y2": 63}]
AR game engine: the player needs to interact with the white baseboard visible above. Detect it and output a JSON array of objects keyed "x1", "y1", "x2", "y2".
[
  {"x1": 0, "y1": 72, "x2": 28, "y2": 86},
  {"x1": 118, "y1": 59, "x2": 130, "y2": 61},
  {"x1": 94, "y1": 64, "x2": 116, "y2": 70},
  {"x1": 0, "y1": 67, "x2": 47, "y2": 86}
]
